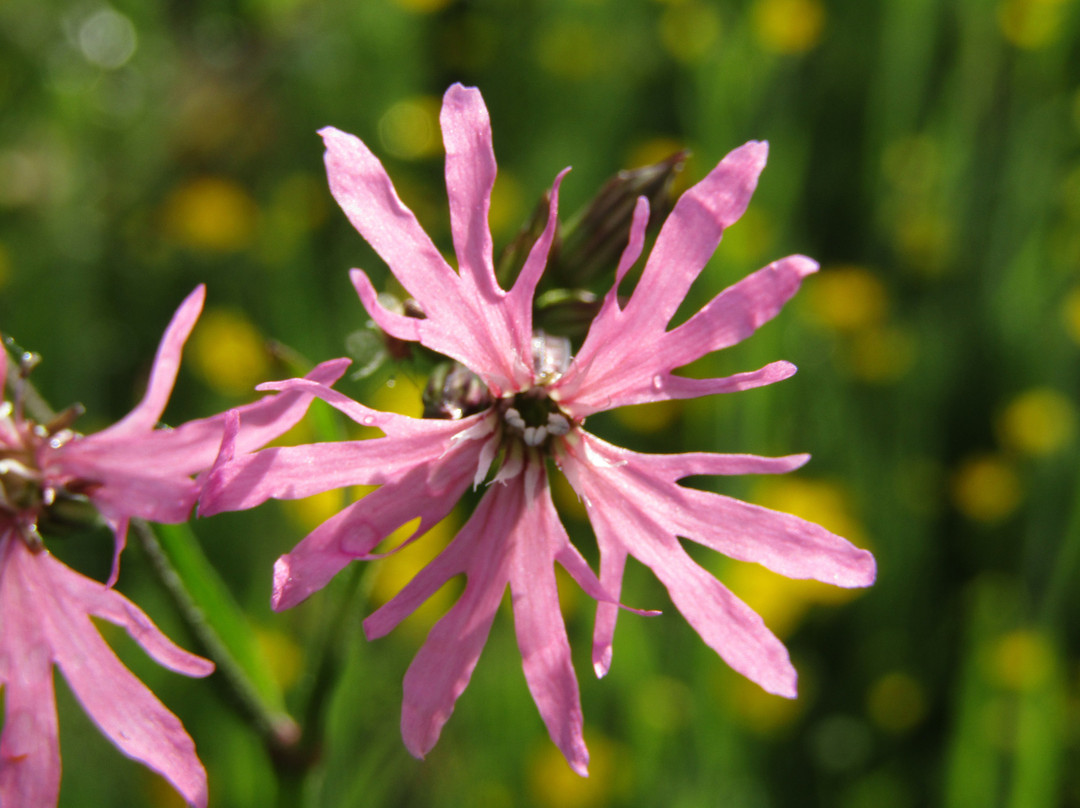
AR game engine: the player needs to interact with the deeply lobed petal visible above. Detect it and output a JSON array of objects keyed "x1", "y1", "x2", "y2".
[
  {"x1": 551, "y1": 144, "x2": 818, "y2": 419},
  {"x1": 324, "y1": 85, "x2": 569, "y2": 395},
  {"x1": 557, "y1": 431, "x2": 875, "y2": 691},
  {"x1": 0, "y1": 535, "x2": 211, "y2": 808}
]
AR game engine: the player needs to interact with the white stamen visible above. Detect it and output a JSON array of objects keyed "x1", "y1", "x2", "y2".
[{"x1": 546, "y1": 413, "x2": 571, "y2": 436}]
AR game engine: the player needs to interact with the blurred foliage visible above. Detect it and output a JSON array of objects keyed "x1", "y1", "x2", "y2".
[{"x1": 2, "y1": 0, "x2": 1080, "y2": 806}]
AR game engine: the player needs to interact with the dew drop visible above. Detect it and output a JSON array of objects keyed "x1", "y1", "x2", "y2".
[
  {"x1": 651, "y1": 375, "x2": 663, "y2": 391},
  {"x1": 361, "y1": 415, "x2": 376, "y2": 426}
]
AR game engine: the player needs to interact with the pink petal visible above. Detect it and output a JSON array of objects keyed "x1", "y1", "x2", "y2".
[
  {"x1": 96, "y1": 286, "x2": 205, "y2": 440},
  {"x1": 0, "y1": 538, "x2": 210, "y2": 808},
  {"x1": 0, "y1": 539, "x2": 62, "y2": 808},
  {"x1": 390, "y1": 483, "x2": 520, "y2": 758},
  {"x1": 507, "y1": 466, "x2": 589, "y2": 776},
  {"x1": 557, "y1": 431, "x2": 875, "y2": 692},
  {"x1": 664, "y1": 255, "x2": 818, "y2": 365},
  {"x1": 320, "y1": 125, "x2": 460, "y2": 310},
  {"x1": 505, "y1": 169, "x2": 569, "y2": 367},
  {"x1": 200, "y1": 392, "x2": 491, "y2": 516},
  {"x1": 553, "y1": 145, "x2": 814, "y2": 418},
  {"x1": 442, "y1": 83, "x2": 499, "y2": 303},
  {"x1": 560, "y1": 448, "x2": 798, "y2": 697},
  {"x1": 271, "y1": 449, "x2": 478, "y2": 610},
  {"x1": 629, "y1": 140, "x2": 768, "y2": 330}
]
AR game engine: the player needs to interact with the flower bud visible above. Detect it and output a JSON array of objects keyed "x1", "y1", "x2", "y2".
[{"x1": 422, "y1": 361, "x2": 493, "y2": 420}]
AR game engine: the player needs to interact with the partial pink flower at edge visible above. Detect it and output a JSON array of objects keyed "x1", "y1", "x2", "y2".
[
  {"x1": 201, "y1": 83, "x2": 877, "y2": 776},
  {"x1": 0, "y1": 287, "x2": 348, "y2": 806}
]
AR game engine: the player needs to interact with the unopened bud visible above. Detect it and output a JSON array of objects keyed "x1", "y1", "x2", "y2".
[
  {"x1": 555, "y1": 151, "x2": 687, "y2": 285},
  {"x1": 422, "y1": 362, "x2": 493, "y2": 420}
]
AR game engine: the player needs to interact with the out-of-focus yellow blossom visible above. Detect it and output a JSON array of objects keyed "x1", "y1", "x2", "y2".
[
  {"x1": 716, "y1": 661, "x2": 808, "y2": 733},
  {"x1": 716, "y1": 206, "x2": 773, "y2": 268},
  {"x1": 392, "y1": 0, "x2": 453, "y2": 12},
  {"x1": 997, "y1": 387, "x2": 1076, "y2": 456},
  {"x1": 633, "y1": 674, "x2": 692, "y2": 733},
  {"x1": 894, "y1": 210, "x2": 952, "y2": 275},
  {"x1": 612, "y1": 399, "x2": 682, "y2": 433},
  {"x1": 162, "y1": 177, "x2": 259, "y2": 252},
  {"x1": 950, "y1": 454, "x2": 1022, "y2": 523},
  {"x1": 997, "y1": 0, "x2": 1070, "y2": 49},
  {"x1": 804, "y1": 266, "x2": 888, "y2": 332},
  {"x1": 752, "y1": 0, "x2": 825, "y2": 54},
  {"x1": 1061, "y1": 286, "x2": 1080, "y2": 345},
  {"x1": 190, "y1": 308, "x2": 272, "y2": 397},
  {"x1": 367, "y1": 376, "x2": 424, "y2": 418},
  {"x1": 378, "y1": 96, "x2": 442, "y2": 160},
  {"x1": 866, "y1": 672, "x2": 927, "y2": 733},
  {"x1": 984, "y1": 629, "x2": 1056, "y2": 691},
  {"x1": 369, "y1": 515, "x2": 458, "y2": 639},
  {"x1": 848, "y1": 324, "x2": 916, "y2": 384},
  {"x1": 659, "y1": 1, "x2": 722, "y2": 64},
  {"x1": 528, "y1": 731, "x2": 622, "y2": 808},
  {"x1": 281, "y1": 489, "x2": 346, "y2": 532},
  {"x1": 254, "y1": 627, "x2": 303, "y2": 691},
  {"x1": 489, "y1": 170, "x2": 525, "y2": 241},
  {"x1": 536, "y1": 20, "x2": 611, "y2": 80}
]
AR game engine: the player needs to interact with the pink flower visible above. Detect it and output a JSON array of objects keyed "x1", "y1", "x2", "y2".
[
  {"x1": 201, "y1": 84, "x2": 876, "y2": 775},
  {"x1": 0, "y1": 287, "x2": 348, "y2": 806}
]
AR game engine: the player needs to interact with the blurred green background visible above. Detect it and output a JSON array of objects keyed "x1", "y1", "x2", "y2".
[{"x1": 3, "y1": 0, "x2": 1080, "y2": 806}]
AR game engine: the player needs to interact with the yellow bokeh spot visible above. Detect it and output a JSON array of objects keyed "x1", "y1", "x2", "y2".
[
  {"x1": 612, "y1": 398, "x2": 682, "y2": 433},
  {"x1": 725, "y1": 562, "x2": 858, "y2": 639},
  {"x1": 632, "y1": 674, "x2": 692, "y2": 733},
  {"x1": 254, "y1": 626, "x2": 303, "y2": 691},
  {"x1": 189, "y1": 308, "x2": 272, "y2": 397},
  {"x1": 528, "y1": 732, "x2": 621, "y2": 808},
  {"x1": 804, "y1": 266, "x2": 888, "y2": 332},
  {"x1": 392, "y1": 0, "x2": 453, "y2": 12},
  {"x1": 718, "y1": 664, "x2": 805, "y2": 733},
  {"x1": 866, "y1": 672, "x2": 927, "y2": 733},
  {"x1": 378, "y1": 96, "x2": 442, "y2": 161},
  {"x1": 847, "y1": 325, "x2": 916, "y2": 384},
  {"x1": 281, "y1": 489, "x2": 345, "y2": 533},
  {"x1": 984, "y1": 629, "x2": 1056, "y2": 690},
  {"x1": 367, "y1": 376, "x2": 424, "y2": 418},
  {"x1": 536, "y1": 21, "x2": 610, "y2": 80},
  {"x1": 997, "y1": 0, "x2": 1069, "y2": 49},
  {"x1": 717, "y1": 205, "x2": 773, "y2": 267},
  {"x1": 162, "y1": 176, "x2": 259, "y2": 252},
  {"x1": 369, "y1": 513, "x2": 459, "y2": 639},
  {"x1": 950, "y1": 454, "x2": 1022, "y2": 523},
  {"x1": 489, "y1": 170, "x2": 525, "y2": 241},
  {"x1": 752, "y1": 0, "x2": 826, "y2": 54},
  {"x1": 997, "y1": 387, "x2": 1076, "y2": 456},
  {"x1": 1061, "y1": 286, "x2": 1080, "y2": 345},
  {"x1": 659, "y1": 2, "x2": 722, "y2": 64}
]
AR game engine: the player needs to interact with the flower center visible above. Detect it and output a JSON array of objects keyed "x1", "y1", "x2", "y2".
[
  {"x1": 0, "y1": 398, "x2": 93, "y2": 550},
  {"x1": 498, "y1": 388, "x2": 572, "y2": 448}
]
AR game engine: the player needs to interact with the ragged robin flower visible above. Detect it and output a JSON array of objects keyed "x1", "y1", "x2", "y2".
[
  {"x1": 0, "y1": 286, "x2": 347, "y2": 807},
  {"x1": 200, "y1": 84, "x2": 876, "y2": 776}
]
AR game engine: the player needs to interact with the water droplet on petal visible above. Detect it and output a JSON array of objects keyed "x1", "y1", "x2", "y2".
[
  {"x1": 651, "y1": 375, "x2": 664, "y2": 391},
  {"x1": 361, "y1": 415, "x2": 376, "y2": 426}
]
